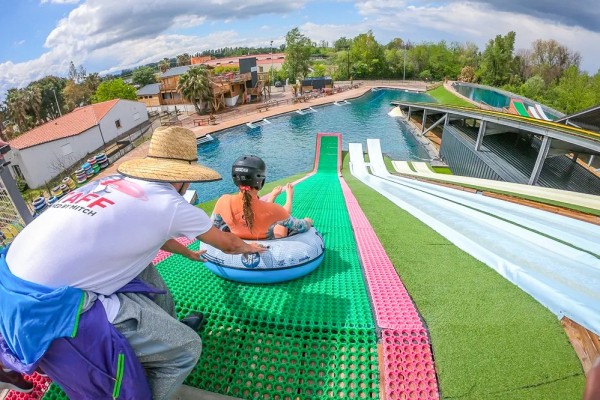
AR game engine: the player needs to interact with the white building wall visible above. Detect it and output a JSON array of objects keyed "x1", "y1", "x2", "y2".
[
  {"x1": 9, "y1": 126, "x2": 104, "y2": 189},
  {"x1": 98, "y1": 100, "x2": 148, "y2": 144},
  {"x1": 8, "y1": 100, "x2": 149, "y2": 189}
]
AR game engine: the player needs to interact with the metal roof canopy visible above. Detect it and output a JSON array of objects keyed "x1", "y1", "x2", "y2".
[
  {"x1": 391, "y1": 101, "x2": 600, "y2": 186},
  {"x1": 392, "y1": 102, "x2": 600, "y2": 156},
  {"x1": 555, "y1": 104, "x2": 600, "y2": 133}
]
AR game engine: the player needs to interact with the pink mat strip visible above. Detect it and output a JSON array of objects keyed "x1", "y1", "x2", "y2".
[
  {"x1": 339, "y1": 177, "x2": 439, "y2": 399},
  {"x1": 152, "y1": 237, "x2": 194, "y2": 264}
]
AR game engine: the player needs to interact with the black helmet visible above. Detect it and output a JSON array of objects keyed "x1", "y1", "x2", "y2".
[{"x1": 231, "y1": 155, "x2": 266, "y2": 190}]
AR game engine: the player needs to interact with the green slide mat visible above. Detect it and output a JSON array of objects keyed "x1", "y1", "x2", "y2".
[{"x1": 43, "y1": 135, "x2": 380, "y2": 399}]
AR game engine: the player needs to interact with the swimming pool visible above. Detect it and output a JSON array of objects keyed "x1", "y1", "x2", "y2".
[
  {"x1": 191, "y1": 88, "x2": 434, "y2": 202},
  {"x1": 452, "y1": 82, "x2": 563, "y2": 119}
]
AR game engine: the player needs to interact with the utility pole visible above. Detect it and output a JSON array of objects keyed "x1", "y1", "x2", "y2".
[
  {"x1": 270, "y1": 40, "x2": 274, "y2": 91},
  {"x1": 403, "y1": 42, "x2": 407, "y2": 81},
  {"x1": 347, "y1": 47, "x2": 350, "y2": 80},
  {"x1": 53, "y1": 89, "x2": 62, "y2": 117}
]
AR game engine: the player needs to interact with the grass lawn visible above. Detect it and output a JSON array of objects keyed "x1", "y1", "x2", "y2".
[
  {"x1": 340, "y1": 152, "x2": 585, "y2": 399},
  {"x1": 429, "y1": 85, "x2": 476, "y2": 108}
]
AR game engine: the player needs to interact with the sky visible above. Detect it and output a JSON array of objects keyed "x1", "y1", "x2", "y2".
[{"x1": 1, "y1": 0, "x2": 599, "y2": 97}]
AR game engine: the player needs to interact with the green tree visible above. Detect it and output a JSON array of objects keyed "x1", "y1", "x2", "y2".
[
  {"x1": 92, "y1": 79, "x2": 137, "y2": 103},
  {"x1": 63, "y1": 80, "x2": 90, "y2": 110},
  {"x1": 282, "y1": 28, "x2": 313, "y2": 81},
  {"x1": 158, "y1": 58, "x2": 171, "y2": 73},
  {"x1": 520, "y1": 75, "x2": 546, "y2": 101},
  {"x1": 350, "y1": 31, "x2": 385, "y2": 78},
  {"x1": 176, "y1": 53, "x2": 191, "y2": 66},
  {"x1": 548, "y1": 66, "x2": 595, "y2": 114},
  {"x1": 333, "y1": 37, "x2": 353, "y2": 51},
  {"x1": 33, "y1": 76, "x2": 67, "y2": 120},
  {"x1": 25, "y1": 87, "x2": 42, "y2": 124},
  {"x1": 5, "y1": 89, "x2": 31, "y2": 133},
  {"x1": 68, "y1": 61, "x2": 87, "y2": 84},
  {"x1": 177, "y1": 66, "x2": 213, "y2": 114},
  {"x1": 480, "y1": 31, "x2": 517, "y2": 86},
  {"x1": 528, "y1": 39, "x2": 580, "y2": 84},
  {"x1": 132, "y1": 66, "x2": 157, "y2": 87},
  {"x1": 309, "y1": 64, "x2": 327, "y2": 77},
  {"x1": 458, "y1": 42, "x2": 480, "y2": 69}
]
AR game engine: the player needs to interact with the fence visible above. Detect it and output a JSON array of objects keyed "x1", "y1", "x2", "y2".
[{"x1": 0, "y1": 180, "x2": 25, "y2": 246}]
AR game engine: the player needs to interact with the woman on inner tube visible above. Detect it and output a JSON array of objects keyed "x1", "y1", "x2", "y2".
[{"x1": 212, "y1": 155, "x2": 313, "y2": 240}]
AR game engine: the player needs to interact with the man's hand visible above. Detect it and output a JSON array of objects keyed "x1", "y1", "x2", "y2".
[
  {"x1": 183, "y1": 249, "x2": 208, "y2": 262},
  {"x1": 244, "y1": 243, "x2": 268, "y2": 254},
  {"x1": 161, "y1": 239, "x2": 207, "y2": 261},
  {"x1": 304, "y1": 217, "x2": 314, "y2": 227}
]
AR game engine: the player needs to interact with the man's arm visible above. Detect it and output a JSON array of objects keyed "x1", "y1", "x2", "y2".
[
  {"x1": 198, "y1": 226, "x2": 266, "y2": 254},
  {"x1": 161, "y1": 239, "x2": 206, "y2": 261}
]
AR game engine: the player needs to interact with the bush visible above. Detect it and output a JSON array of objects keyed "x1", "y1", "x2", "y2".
[{"x1": 15, "y1": 177, "x2": 28, "y2": 193}]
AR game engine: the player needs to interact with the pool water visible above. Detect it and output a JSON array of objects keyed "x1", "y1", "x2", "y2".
[
  {"x1": 191, "y1": 88, "x2": 434, "y2": 202},
  {"x1": 452, "y1": 82, "x2": 562, "y2": 119}
]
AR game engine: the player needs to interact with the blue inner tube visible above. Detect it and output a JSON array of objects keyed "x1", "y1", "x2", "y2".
[{"x1": 200, "y1": 228, "x2": 325, "y2": 284}]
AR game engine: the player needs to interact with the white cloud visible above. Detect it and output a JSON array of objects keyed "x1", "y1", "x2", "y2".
[
  {"x1": 1, "y1": 0, "x2": 307, "y2": 95},
  {"x1": 14, "y1": 40, "x2": 25, "y2": 47},
  {"x1": 351, "y1": 1, "x2": 600, "y2": 72}
]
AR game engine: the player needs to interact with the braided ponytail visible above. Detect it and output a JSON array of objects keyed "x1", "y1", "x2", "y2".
[{"x1": 241, "y1": 190, "x2": 255, "y2": 232}]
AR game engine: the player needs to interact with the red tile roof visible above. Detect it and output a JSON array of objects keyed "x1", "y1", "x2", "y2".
[{"x1": 9, "y1": 99, "x2": 119, "y2": 150}]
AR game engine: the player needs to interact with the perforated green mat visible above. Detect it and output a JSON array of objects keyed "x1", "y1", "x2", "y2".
[{"x1": 43, "y1": 135, "x2": 380, "y2": 399}]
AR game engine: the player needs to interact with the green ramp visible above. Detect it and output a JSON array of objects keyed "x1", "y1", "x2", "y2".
[{"x1": 43, "y1": 134, "x2": 380, "y2": 399}]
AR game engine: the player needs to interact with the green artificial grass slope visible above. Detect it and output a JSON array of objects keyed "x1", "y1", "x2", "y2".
[
  {"x1": 341, "y1": 152, "x2": 585, "y2": 399},
  {"x1": 428, "y1": 85, "x2": 476, "y2": 108}
]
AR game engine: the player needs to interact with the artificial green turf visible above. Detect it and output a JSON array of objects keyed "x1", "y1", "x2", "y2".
[
  {"x1": 428, "y1": 86, "x2": 476, "y2": 108},
  {"x1": 433, "y1": 166, "x2": 453, "y2": 175},
  {"x1": 340, "y1": 152, "x2": 585, "y2": 399}
]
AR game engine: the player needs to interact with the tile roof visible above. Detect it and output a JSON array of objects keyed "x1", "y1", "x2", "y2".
[{"x1": 9, "y1": 99, "x2": 119, "y2": 150}]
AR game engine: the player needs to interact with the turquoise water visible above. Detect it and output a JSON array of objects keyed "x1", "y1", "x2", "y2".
[
  {"x1": 191, "y1": 88, "x2": 434, "y2": 202},
  {"x1": 453, "y1": 83, "x2": 510, "y2": 109},
  {"x1": 452, "y1": 82, "x2": 561, "y2": 119}
]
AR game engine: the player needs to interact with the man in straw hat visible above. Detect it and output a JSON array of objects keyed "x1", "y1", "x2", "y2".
[{"x1": 0, "y1": 126, "x2": 265, "y2": 399}]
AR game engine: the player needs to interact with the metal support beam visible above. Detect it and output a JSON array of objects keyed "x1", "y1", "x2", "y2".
[
  {"x1": 422, "y1": 109, "x2": 428, "y2": 133},
  {"x1": 529, "y1": 136, "x2": 551, "y2": 185},
  {"x1": 572, "y1": 152, "x2": 578, "y2": 163},
  {"x1": 0, "y1": 164, "x2": 33, "y2": 225},
  {"x1": 422, "y1": 115, "x2": 447, "y2": 136},
  {"x1": 475, "y1": 120, "x2": 487, "y2": 151},
  {"x1": 589, "y1": 155, "x2": 595, "y2": 166}
]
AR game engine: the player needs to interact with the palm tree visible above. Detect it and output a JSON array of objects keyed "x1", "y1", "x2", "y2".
[
  {"x1": 158, "y1": 58, "x2": 171, "y2": 73},
  {"x1": 177, "y1": 66, "x2": 213, "y2": 114},
  {"x1": 5, "y1": 89, "x2": 30, "y2": 133},
  {"x1": 176, "y1": 53, "x2": 191, "y2": 66},
  {"x1": 25, "y1": 87, "x2": 42, "y2": 125}
]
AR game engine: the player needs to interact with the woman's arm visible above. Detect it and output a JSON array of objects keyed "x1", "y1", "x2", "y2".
[
  {"x1": 283, "y1": 183, "x2": 293, "y2": 213},
  {"x1": 266, "y1": 186, "x2": 283, "y2": 203}
]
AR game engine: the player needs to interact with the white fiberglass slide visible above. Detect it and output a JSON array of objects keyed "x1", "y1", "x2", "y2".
[
  {"x1": 390, "y1": 162, "x2": 600, "y2": 212},
  {"x1": 349, "y1": 139, "x2": 600, "y2": 335},
  {"x1": 535, "y1": 104, "x2": 552, "y2": 121}
]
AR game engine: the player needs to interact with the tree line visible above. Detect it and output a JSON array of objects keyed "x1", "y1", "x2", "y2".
[{"x1": 2, "y1": 28, "x2": 599, "y2": 140}]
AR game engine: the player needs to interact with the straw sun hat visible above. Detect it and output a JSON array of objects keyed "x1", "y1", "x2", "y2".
[{"x1": 118, "y1": 126, "x2": 221, "y2": 183}]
